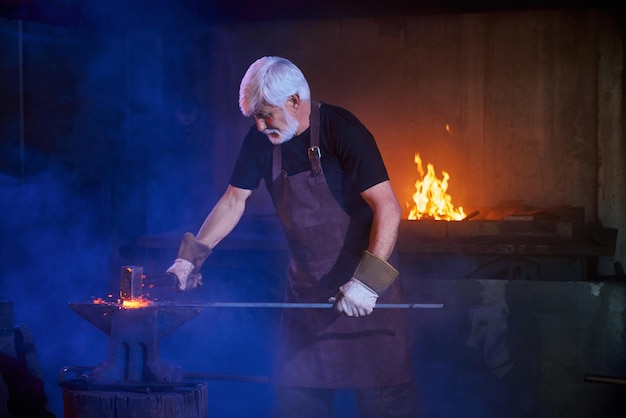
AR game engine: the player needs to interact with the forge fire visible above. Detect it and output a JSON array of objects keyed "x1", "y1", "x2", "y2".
[{"x1": 406, "y1": 153, "x2": 466, "y2": 221}]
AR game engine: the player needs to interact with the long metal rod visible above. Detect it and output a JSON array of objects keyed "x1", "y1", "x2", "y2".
[{"x1": 160, "y1": 302, "x2": 443, "y2": 309}]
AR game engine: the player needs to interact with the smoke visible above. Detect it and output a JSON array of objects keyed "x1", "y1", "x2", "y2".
[
  {"x1": 0, "y1": 169, "x2": 110, "y2": 416},
  {"x1": 0, "y1": 3, "x2": 280, "y2": 416}
]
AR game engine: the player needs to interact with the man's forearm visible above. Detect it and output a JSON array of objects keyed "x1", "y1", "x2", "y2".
[
  {"x1": 368, "y1": 205, "x2": 400, "y2": 260},
  {"x1": 351, "y1": 198, "x2": 401, "y2": 294},
  {"x1": 360, "y1": 181, "x2": 402, "y2": 261},
  {"x1": 196, "y1": 186, "x2": 251, "y2": 249}
]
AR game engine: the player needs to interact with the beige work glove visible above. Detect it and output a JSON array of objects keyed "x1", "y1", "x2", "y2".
[
  {"x1": 329, "y1": 277, "x2": 378, "y2": 317},
  {"x1": 166, "y1": 259, "x2": 203, "y2": 290},
  {"x1": 166, "y1": 232, "x2": 211, "y2": 291},
  {"x1": 329, "y1": 250, "x2": 400, "y2": 317}
]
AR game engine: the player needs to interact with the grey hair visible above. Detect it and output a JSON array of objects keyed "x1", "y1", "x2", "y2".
[{"x1": 238, "y1": 56, "x2": 311, "y2": 117}]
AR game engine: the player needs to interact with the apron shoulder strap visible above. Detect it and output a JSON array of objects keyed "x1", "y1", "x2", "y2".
[
  {"x1": 273, "y1": 101, "x2": 322, "y2": 180},
  {"x1": 308, "y1": 101, "x2": 322, "y2": 176}
]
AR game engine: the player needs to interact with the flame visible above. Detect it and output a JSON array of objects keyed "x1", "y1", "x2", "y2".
[{"x1": 407, "y1": 153, "x2": 466, "y2": 221}]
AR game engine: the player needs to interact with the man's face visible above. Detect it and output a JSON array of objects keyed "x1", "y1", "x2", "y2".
[{"x1": 254, "y1": 102, "x2": 299, "y2": 145}]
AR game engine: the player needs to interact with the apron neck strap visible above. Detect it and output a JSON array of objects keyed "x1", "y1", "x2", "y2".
[
  {"x1": 308, "y1": 101, "x2": 322, "y2": 176},
  {"x1": 272, "y1": 100, "x2": 322, "y2": 179}
]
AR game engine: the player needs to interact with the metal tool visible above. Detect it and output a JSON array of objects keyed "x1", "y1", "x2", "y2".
[
  {"x1": 120, "y1": 266, "x2": 144, "y2": 299},
  {"x1": 139, "y1": 271, "x2": 444, "y2": 309},
  {"x1": 157, "y1": 302, "x2": 443, "y2": 309},
  {"x1": 142, "y1": 274, "x2": 178, "y2": 287}
]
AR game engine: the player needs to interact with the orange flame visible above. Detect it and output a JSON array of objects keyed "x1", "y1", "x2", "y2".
[{"x1": 407, "y1": 153, "x2": 466, "y2": 221}]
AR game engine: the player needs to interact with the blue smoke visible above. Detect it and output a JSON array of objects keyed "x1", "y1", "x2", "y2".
[
  {"x1": 0, "y1": 169, "x2": 110, "y2": 416},
  {"x1": 0, "y1": 3, "x2": 273, "y2": 416}
]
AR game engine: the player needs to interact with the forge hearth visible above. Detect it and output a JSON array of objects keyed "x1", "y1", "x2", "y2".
[
  {"x1": 397, "y1": 205, "x2": 617, "y2": 281},
  {"x1": 398, "y1": 206, "x2": 614, "y2": 257}
]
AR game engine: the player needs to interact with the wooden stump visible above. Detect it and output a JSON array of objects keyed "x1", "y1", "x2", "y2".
[{"x1": 61, "y1": 381, "x2": 208, "y2": 418}]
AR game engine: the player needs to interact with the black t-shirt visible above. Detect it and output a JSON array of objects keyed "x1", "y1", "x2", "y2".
[{"x1": 229, "y1": 103, "x2": 389, "y2": 226}]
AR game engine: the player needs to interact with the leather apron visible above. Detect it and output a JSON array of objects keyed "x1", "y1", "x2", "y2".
[{"x1": 270, "y1": 102, "x2": 413, "y2": 388}]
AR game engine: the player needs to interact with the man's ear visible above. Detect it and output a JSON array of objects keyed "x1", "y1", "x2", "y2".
[{"x1": 288, "y1": 94, "x2": 301, "y2": 112}]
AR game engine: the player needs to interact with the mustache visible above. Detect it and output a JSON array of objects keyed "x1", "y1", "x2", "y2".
[{"x1": 263, "y1": 128, "x2": 280, "y2": 135}]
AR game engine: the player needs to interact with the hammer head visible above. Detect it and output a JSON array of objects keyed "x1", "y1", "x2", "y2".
[{"x1": 120, "y1": 266, "x2": 143, "y2": 300}]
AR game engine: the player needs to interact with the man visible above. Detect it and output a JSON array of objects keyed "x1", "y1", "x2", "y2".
[{"x1": 167, "y1": 56, "x2": 418, "y2": 417}]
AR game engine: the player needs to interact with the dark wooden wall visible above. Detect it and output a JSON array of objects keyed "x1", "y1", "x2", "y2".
[{"x1": 200, "y1": 10, "x2": 622, "y2": 225}]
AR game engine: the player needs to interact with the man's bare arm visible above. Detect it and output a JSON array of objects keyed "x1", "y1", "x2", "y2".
[
  {"x1": 360, "y1": 180, "x2": 402, "y2": 261},
  {"x1": 195, "y1": 185, "x2": 252, "y2": 249},
  {"x1": 332, "y1": 180, "x2": 401, "y2": 315}
]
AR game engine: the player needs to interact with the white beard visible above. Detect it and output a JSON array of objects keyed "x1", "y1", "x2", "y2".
[{"x1": 263, "y1": 109, "x2": 299, "y2": 145}]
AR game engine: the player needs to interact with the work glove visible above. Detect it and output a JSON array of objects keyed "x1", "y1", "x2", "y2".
[
  {"x1": 166, "y1": 258, "x2": 203, "y2": 290},
  {"x1": 329, "y1": 250, "x2": 400, "y2": 317},
  {"x1": 166, "y1": 232, "x2": 212, "y2": 291},
  {"x1": 329, "y1": 277, "x2": 378, "y2": 317}
]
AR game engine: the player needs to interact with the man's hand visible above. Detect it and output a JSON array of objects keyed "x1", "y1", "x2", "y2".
[
  {"x1": 166, "y1": 258, "x2": 203, "y2": 291},
  {"x1": 329, "y1": 277, "x2": 378, "y2": 317},
  {"x1": 166, "y1": 232, "x2": 211, "y2": 291}
]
